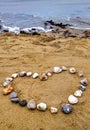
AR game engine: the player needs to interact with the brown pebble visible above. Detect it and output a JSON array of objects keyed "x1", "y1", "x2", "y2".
[{"x1": 3, "y1": 84, "x2": 14, "y2": 95}]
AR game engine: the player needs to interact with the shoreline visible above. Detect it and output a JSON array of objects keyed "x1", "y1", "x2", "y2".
[{"x1": 0, "y1": 21, "x2": 90, "y2": 38}]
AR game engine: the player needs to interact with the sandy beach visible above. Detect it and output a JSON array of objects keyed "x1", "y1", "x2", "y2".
[{"x1": 0, "y1": 31, "x2": 90, "y2": 130}]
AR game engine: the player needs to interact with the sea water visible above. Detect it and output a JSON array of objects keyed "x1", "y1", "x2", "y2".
[{"x1": 0, "y1": 0, "x2": 90, "y2": 28}]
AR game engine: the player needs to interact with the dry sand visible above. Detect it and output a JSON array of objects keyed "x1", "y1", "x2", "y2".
[{"x1": 0, "y1": 32, "x2": 90, "y2": 130}]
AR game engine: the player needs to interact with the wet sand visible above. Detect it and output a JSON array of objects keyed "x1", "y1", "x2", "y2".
[{"x1": 0, "y1": 32, "x2": 90, "y2": 130}]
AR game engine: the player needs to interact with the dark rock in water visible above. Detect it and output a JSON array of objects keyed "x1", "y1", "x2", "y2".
[
  {"x1": 61, "y1": 104, "x2": 73, "y2": 114},
  {"x1": 10, "y1": 92, "x2": 18, "y2": 99},
  {"x1": 46, "y1": 20, "x2": 71, "y2": 29},
  {"x1": 27, "y1": 100, "x2": 36, "y2": 110},
  {"x1": 78, "y1": 85, "x2": 86, "y2": 91},
  {"x1": 11, "y1": 98, "x2": 19, "y2": 103},
  {"x1": 19, "y1": 100, "x2": 27, "y2": 107}
]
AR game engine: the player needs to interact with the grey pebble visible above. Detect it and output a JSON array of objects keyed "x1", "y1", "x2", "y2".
[
  {"x1": 27, "y1": 100, "x2": 36, "y2": 110},
  {"x1": 61, "y1": 103, "x2": 73, "y2": 114},
  {"x1": 78, "y1": 85, "x2": 86, "y2": 91},
  {"x1": 11, "y1": 98, "x2": 19, "y2": 103},
  {"x1": 10, "y1": 92, "x2": 18, "y2": 99}
]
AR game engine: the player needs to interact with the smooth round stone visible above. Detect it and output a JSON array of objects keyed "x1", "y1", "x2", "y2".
[
  {"x1": 78, "y1": 85, "x2": 86, "y2": 91},
  {"x1": 40, "y1": 73, "x2": 48, "y2": 81},
  {"x1": 27, "y1": 100, "x2": 36, "y2": 110},
  {"x1": 12, "y1": 73, "x2": 18, "y2": 78},
  {"x1": 53, "y1": 67, "x2": 62, "y2": 73},
  {"x1": 46, "y1": 71, "x2": 52, "y2": 77},
  {"x1": 37, "y1": 103, "x2": 47, "y2": 111},
  {"x1": 11, "y1": 98, "x2": 19, "y2": 103},
  {"x1": 61, "y1": 66, "x2": 67, "y2": 71},
  {"x1": 80, "y1": 78, "x2": 88, "y2": 86},
  {"x1": 68, "y1": 95, "x2": 78, "y2": 104},
  {"x1": 69, "y1": 67, "x2": 76, "y2": 74},
  {"x1": 10, "y1": 92, "x2": 18, "y2": 99},
  {"x1": 32, "y1": 73, "x2": 39, "y2": 79},
  {"x1": 26, "y1": 72, "x2": 32, "y2": 77},
  {"x1": 19, "y1": 100, "x2": 27, "y2": 107},
  {"x1": 78, "y1": 71, "x2": 84, "y2": 77},
  {"x1": 74, "y1": 90, "x2": 83, "y2": 97},
  {"x1": 61, "y1": 104, "x2": 73, "y2": 114},
  {"x1": 3, "y1": 81, "x2": 11, "y2": 87},
  {"x1": 19, "y1": 71, "x2": 26, "y2": 77},
  {"x1": 5, "y1": 77, "x2": 13, "y2": 82},
  {"x1": 50, "y1": 107, "x2": 58, "y2": 114}
]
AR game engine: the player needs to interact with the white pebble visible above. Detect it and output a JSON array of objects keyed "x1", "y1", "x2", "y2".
[
  {"x1": 68, "y1": 95, "x2": 78, "y2": 104},
  {"x1": 32, "y1": 73, "x2": 39, "y2": 79},
  {"x1": 26, "y1": 72, "x2": 32, "y2": 77},
  {"x1": 53, "y1": 67, "x2": 62, "y2": 73},
  {"x1": 46, "y1": 72, "x2": 52, "y2": 77},
  {"x1": 78, "y1": 71, "x2": 84, "y2": 77},
  {"x1": 37, "y1": 103, "x2": 47, "y2": 111},
  {"x1": 5, "y1": 77, "x2": 13, "y2": 82},
  {"x1": 61, "y1": 66, "x2": 67, "y2": 71},
  {"x1": 3, "y1": 81, "x2": 11, "y2": 87},
  {"x1": 12, "y1": 73, "x2": 18, "y2": 78},
  {"x1": 50, "y1": 107, "x2": 58, "y2": 114},
  {"x1": 69, "y1": 67, "x2": 76, "y2": 74},
  {"x1": 74, "y1": 90, "x2": 83, "y2": 97}
]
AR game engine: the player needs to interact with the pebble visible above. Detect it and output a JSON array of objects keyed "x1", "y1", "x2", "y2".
[
  {"x1": 50, "y1": 107, "x2": 58, "y2": 114},
  {"x1": 26, "y1": 72, "x2": 32, "y2": 77},
  {"x1": 19, "y1": 100, "x2": 27, "y2": 107},
  {"x1": 32, "y1": 73, "x2": 39, "y2": 79},
  {"x1": 78, "y1": 71, "x2": 84, "y2": 77},
  {"x1": 3, "y1": 81, "x2": 11, "y2": 87},
  {"x1": 5, "y1": 77, "x2": 13, "y2": 82},
  {"x1": 68, "y1": 95, "x2": 78, "y2": 104},
  {"x1": 46, "y1": 71, "x2": 53, "y2": 77},
  {"x1": 19, "y1": 71, "x2": 26, "y2": 77},
  {"x1": 78, "y1": 84, "x2": 86, "y2": 91},
  {"x1": 11, "y1": 73, "x2": 18, "y2": 78},
  {"x1": 10, "y1": 92, "x2": 18, "y2": 99},
  {"x1": 80, "y1": 78, "x2": 88, "y2": 86},
  {"x1": 61, "y1": 66, "x2": 67, "y2": 71},
  {"x1": 40, "y1": 73, "x2": 48, "y2": 81},
  {"x1": 74, "y1": 90, "x2": 83, "y2": 97},
  {"x1": 69, "y1": 67, "x2": 76, "y2": 74},
  {"x1": 3, "y1": 84, "x2": 14, "y2": 95},
  {"x1": 37, "y1": 103, "x2": 47, "y2": 111},
  {"x1": 53, "y1": 67, "x2": 62, "y2": 73},
  {"x1": 27, "y1": 100, "x2": 36, "y2": 110},
  {"x1": 61, "y1": 104, "x2": 73, "y2": 114},
  {"x1": 11, "y1": 98, "x2": 19, "y2": 103}
]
